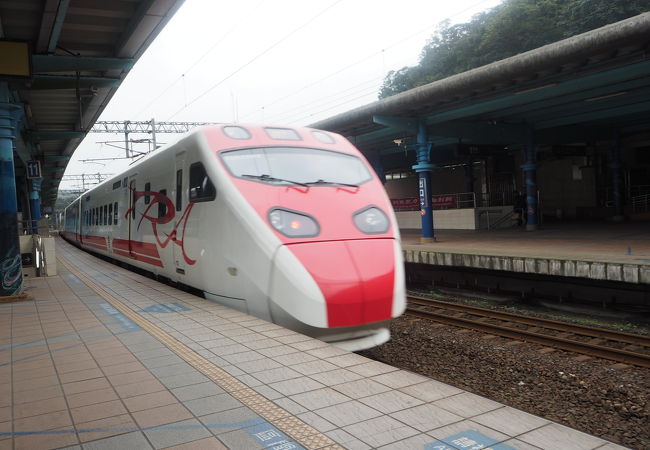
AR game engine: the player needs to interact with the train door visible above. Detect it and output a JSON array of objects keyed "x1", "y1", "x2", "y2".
[
  {"x1": 80, "y1": 198, "x2": 86, "y2": 245},
  {"x1": 128, "y1": 177, "x2": 138, "y2": 257},
  {"x1": 173, "y1": 153, "x2": 186, "y2": 276}
]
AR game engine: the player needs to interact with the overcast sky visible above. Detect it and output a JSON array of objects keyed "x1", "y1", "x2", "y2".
[{"x1": 61, "y1": 0, "x2": 502, "y2": 190}]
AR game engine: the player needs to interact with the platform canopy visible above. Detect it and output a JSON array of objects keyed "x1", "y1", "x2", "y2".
[
  {"x1": 311, "y1": 12, "x2": 650, "y2": 164},
  {"x1": 0, "y1": 0, "x2": 185, "y2": 207}
]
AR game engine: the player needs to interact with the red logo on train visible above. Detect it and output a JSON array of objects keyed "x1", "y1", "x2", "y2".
[{"x1": 125, "y1": 191, "x2": 197, "y2": 265}]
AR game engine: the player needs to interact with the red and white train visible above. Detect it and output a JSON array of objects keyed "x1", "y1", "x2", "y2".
[{"x1": 62, "y1": 124, "x2": 405, "y2": 351}]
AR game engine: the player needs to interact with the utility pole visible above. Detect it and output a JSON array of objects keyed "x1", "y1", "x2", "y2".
[{"x1": 88, "y1": 119, "x2": 219, "y2": 161}]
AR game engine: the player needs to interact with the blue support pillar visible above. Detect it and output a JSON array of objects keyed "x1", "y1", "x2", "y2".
[
  {"x1": 608, "y1": 136, "x2": 624, "y2": 221},
  {"x1": 522, "y1": 130, "x2": 538, "y2": 231},
  {"x1": 30, "y1": 178, "x2": 42, "y2": 234},
  {"x1": 0, "y1": 83, "x2": 23, "y2": 296},
  {"x1": 412, "y1": 121, "x2": 435, "y2": 242}
]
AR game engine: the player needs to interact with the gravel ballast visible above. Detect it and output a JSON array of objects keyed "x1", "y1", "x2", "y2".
[{"x1": 361, "y1": 315, "x2": 650, "y2": 449}]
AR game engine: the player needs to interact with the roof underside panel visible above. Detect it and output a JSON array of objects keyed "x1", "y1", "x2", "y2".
[
  {"x1": 311, "y1": 13, "x2": 650, "y2": 157},
  {"x1": 0, "y1": 0, "x2": 185, "y2": 206}
]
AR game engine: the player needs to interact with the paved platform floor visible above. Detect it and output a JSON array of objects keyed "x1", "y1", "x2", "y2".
[
  {"x1": 402, "y1": 221, "x2": 650, "y2": 265},
  {"x1": 0, "y1": 238, "x2": 627, "y2": 449}
]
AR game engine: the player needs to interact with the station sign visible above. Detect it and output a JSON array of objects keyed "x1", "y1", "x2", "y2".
[
  {"x1": 26, "y1": 160, "x2": 42, "y2": 179},
  {"x1": 419, "y1": 177, "x2": 429, "y2": 208}
]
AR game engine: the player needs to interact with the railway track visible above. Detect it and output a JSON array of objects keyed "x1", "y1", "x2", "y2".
[{"x1": 406, "y1": 295, "x2": 650, "y2": 368}]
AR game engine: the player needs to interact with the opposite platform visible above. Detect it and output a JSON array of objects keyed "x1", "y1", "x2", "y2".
[
  {"x1": 0, "y1": 238, "x2": 627, "y2": 449},
  {"x1": 402, "y1": 222, "x2": 650, "y2": 284}
]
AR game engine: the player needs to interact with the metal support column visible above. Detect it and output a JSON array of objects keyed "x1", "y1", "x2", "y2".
[
  {"x1": 608, "y1": 136, "x2": 624, "y2": 221},
  {"x1": 123, "y1": 120, "x2": 130, "y2": 157},
  {"x1": 412, "y1": 121, "x2": 435, "y2": 242},
  {"x1": 522, "y1": 130, "x2": 538, "y2": 231},
  {"x1": 464, "y1": 159, "x2": 474, "y2": 195},
  {"x1": 0, "y1": 83, "x2": 23, "y2": 296},
  {"x1": 30, "y1": 178, "x2": 42, "y2": 234}
]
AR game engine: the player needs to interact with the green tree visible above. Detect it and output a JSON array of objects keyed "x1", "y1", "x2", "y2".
[{"x1": 379, "y1": 0, "x2": 650, "y2": 99}]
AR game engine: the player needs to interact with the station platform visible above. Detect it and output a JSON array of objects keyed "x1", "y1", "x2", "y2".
[
  {"x1": 1, "y1": 238, "x2": 626, "y2": 449},
  {"x1": 401, "y1": 222, "x2": 650, "y2": 284}
]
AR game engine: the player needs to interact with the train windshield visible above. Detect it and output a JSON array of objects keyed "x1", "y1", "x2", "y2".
[{"x1": 221, "y1": 147, "x2": 372, "y2": 186}]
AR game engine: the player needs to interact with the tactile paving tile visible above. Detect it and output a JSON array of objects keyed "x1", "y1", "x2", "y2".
[{"x1": 57, "y1": 254, "x2": 339, "y2": 449}]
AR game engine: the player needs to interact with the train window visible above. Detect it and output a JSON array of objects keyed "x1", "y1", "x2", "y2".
[
  {"x1": 100, "y1": 206, "x2": 104, "y2": 226},
  {"x1": 264, "y1": 127, "x2": 301, "y2": 141},
  {"x1": 114, "y1": 202, "x2": 118, "y2": 224},
  {"x1": 113, "y1": 181, "x2": 121, "y2": 190},
  {"x1": 222, "y1": 125, "x2": 251, "y2": 140},
  {"x1": 159, "y1": 189, "x2": 167, "y2": 218},
  {"x1": 108, "y1": 203, "x2": 113, "y2": 225},
  {"x1": 176, "y1": 170, "x2": 182, "y2": 211},
  {"x1": 104, "y1": 205, "x2": 108, "y2": 225},
  {"x1": 221, "y1": 147, "x2": 372, "y2": 186},
  {"x1": 144, "y1": 182, "x2": 151, "y2": 204},
  {"x1": 311, "y1": 130, "x2": 335, "y2": 144},
  {"x1": 189, "y1": 162, "x2": 216, "y2": 202}
]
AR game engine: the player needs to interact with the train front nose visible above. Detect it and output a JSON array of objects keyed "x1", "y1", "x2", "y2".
[{"x1": 269, "y1": 238, "x2": 405, "y2": 328}]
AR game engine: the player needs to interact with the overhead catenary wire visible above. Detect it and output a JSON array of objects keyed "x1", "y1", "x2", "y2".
[
  {"x1": 266, "y1": 76, "x2": 383, "y2": 124},
  {"x1": 133, "y1": 0, "x2": 266, "y2": 119},
  {"x1": 165, "y1": 0, "x2": 347, "y2": 121},
  {"x1": 238, "y1": 0, "x2": 499, "y2": 123}
]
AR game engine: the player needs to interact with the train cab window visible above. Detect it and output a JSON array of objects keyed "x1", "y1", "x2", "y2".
[
  {"x1": 223, "y1": 125, "x2": 251, "y2": 140},
  {"x1": 264, "y1": 127, "x2": 301, "y2": 141},
  {"x1": 221, "y1": 147, "x2": 372, "y2": 186},
  {"x1": 108, "y1": 203, "x2": 113, "y2": 225},
  {"x1": 114, "y1": 202, "x2": 118, "y2": 224},
  {"x1": 311, "y1": 130, "x2": 335, "y2": 144},
  {"x1": 144, "y1": 182, "x2": 151, "y2": 204},
  {"x1": 176, "y1": 170, "x2": 182, "y2": 211},
  {"x1": 159, "y1": 189, "x2": 167, "y2": 218},
  {"x1": 189, "y1": 162, "x2": 216, "y2": 202}
]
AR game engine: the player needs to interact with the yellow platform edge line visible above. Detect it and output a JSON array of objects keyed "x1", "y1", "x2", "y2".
[{"x1": 56, "y1": 253, "x2": 342, "y2": 450}]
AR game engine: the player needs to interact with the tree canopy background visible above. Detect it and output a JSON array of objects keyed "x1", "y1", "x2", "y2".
[{"x1": 378, "y1": 0, "x2": 650, "y2": 99}]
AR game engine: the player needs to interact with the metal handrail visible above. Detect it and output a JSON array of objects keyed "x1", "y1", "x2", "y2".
[
  {"x1": 478, "y1": 208, "x2": 513, "y2": 230},
  {"x1": 631, "y1": 193, "x2": 650, "y2": 213}
]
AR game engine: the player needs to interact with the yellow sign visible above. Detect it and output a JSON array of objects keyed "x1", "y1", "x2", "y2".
[{"x1": 0, "y1": 41, "x2": 31, "y2": 78}]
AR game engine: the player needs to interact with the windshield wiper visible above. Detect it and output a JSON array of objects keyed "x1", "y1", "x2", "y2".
[
  {"x1": 241, "y1": 173, "x2": 308, "y2": 187},
  {"x1": 305, "y1": 179, "x2": 359, "y2": 188}
]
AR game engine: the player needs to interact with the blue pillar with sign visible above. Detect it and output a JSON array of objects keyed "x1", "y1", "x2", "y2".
[
  {"x1": 522, "y1": 129, "x2": 538, "y2": 231},
  {"x1": 30, "y1": 178, "x2": 42, "y2": 234},
  {"x1": 412, "y1": 121, "x2": 435, "y2": 242},
  {"x1": 0, "y1": 83, "x2": 23, "y2": 296}
]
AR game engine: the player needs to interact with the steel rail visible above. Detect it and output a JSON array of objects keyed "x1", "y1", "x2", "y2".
[
  {"x1": 408, "y1": 295, "x2": 650, "y2": 346},
  {"x1": 406, "y1": 297, "x2": 650, "y2": 368}
]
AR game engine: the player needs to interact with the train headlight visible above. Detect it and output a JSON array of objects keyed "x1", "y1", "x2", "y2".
[
  {"x1": 353, "y1": 206, "x2": 389, "y2": 234},
  {"x1": 268, "y1": 209, "x2": 319, "y2": 237}
]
